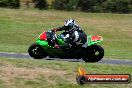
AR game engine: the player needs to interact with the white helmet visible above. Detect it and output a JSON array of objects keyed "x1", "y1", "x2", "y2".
[{"x1": 64, "y1": 19, "x2": 75, "y2": 30}]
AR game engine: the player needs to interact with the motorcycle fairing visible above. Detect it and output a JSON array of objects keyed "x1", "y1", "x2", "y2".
[
  {"x1": 39, "y1": 32, "x2": 47, "y2": 40},
  {"x1": 87, "y1": 35, "x2": 103, "y2": 46},
  {"x1": 37, "y1": 35, "x2": 103, "y2": 48}
]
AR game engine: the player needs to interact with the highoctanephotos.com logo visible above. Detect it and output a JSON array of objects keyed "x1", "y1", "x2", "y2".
[{"x1": 76, "y1": 67, "x2": 131, "y2": 85}]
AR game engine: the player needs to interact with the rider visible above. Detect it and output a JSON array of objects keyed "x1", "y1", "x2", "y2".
[{"x1": 51, "y1": 19, "x2": 87, "y2": 49}]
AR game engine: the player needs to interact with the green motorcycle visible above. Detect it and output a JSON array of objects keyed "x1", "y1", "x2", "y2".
[{"x1": 28, "y1": 31, "x2": 104, "y2": 62}]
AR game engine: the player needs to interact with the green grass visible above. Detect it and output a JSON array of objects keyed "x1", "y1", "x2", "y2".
[
  {"x1": 0, "y1": 57, "x2": 131, "y2": 88},
  {"x1": 0, "y1": 8, "x2": 132, "y2": 60}
]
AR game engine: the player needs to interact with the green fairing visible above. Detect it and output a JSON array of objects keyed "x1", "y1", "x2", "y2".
[
  {"x1": 36, "y1": 38, "x2": 65, "y2": 49},
  {"x1": 35, "y1": 34, "x2": 103, "y2": 57},
  {"x1": 87, "y1": 35, "x2": 103, "y2": 46},
  {"x1": 36, "y1": 35, "x2": 103, "y2": 48},
  {"x1": 36, "y1": 38, "x2": 50, "y2": 48},
  {"x1": 56, "y1": 38, "x2": 65, "y2": 45},
  {"x1": 36, "y1": 37, "x2": 66, "y2": 56}
]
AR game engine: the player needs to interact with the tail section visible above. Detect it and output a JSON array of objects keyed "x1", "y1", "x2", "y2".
[{"x1": 87, "y1": 35, "x2": 103, "y2": 46}]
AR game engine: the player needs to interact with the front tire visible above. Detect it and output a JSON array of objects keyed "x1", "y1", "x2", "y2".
[
  {"x1": 82, "y1": 45, "x2": 104, "y2": 62},
  {"x1": 28, "y1": 43, "x2": 48, "y2": 59}
]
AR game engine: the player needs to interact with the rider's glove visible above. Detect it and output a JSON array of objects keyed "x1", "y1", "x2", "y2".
[{"x1": 52, "y1": 28, "x2": 58, "y2": 32}]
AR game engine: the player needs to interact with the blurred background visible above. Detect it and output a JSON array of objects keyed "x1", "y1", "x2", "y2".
[{"x1": 0, "y1": 0, "x2": 132, "y2": 13}]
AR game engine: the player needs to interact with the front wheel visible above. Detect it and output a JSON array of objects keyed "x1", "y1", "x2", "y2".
[
  {"x1": 82, "y1": 45, "x2": 104, "y2": 62},
  {"x1": 28, "y1": 43, "x2": 48, "y2": 59}
]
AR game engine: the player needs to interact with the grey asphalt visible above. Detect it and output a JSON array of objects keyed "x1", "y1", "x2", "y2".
[{"x1": 0, "y1": 52, "x2": 132, "y2": 65}]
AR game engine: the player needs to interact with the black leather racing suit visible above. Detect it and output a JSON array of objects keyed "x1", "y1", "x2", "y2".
[{"x1": 54, "y1": 24, "x2": 87, "y2": 49}]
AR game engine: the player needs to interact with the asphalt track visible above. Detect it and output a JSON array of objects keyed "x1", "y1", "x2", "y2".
[{"x1": 0, "y1": 52, "x2": 132, "y2": 65}]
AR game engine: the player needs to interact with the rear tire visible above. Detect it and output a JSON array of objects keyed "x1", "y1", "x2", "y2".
[
  {"x1": 28, "y1": 43, "x2": 47, "y2": 59},
  {"x1": 82, "y1": 45, "x2": 104, "y2": 62}
]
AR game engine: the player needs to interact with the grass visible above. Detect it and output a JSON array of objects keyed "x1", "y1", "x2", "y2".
[
  {"x1": 0, "y1": 57, "x2": 131, "y2": 88},
  {"x1": 0, "y1": 8, "x2": 132, "y2": 60}
]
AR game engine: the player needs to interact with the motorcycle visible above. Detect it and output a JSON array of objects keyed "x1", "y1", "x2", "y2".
[{"x1": 28, "y1": 30, "x2": 104, "y2": 62}]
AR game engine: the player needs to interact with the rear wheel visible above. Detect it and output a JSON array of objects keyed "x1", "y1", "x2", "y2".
[
  {"x1": 28, "y1": 43, "x2": 48, "y2": 59},
  {"x1": 82, "y1": 45, "x2": 104, "y2": 62}
]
